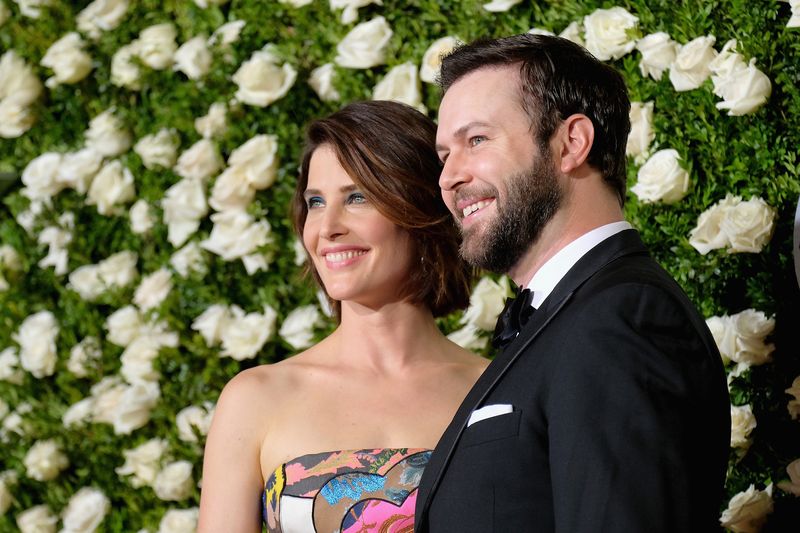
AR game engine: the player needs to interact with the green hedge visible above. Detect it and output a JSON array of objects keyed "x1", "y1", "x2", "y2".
[{"x1": 0, "y1": 0, "x2": 798, "y2": 531}]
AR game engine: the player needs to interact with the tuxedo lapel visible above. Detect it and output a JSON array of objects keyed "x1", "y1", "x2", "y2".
[{"x1": 416, "y1": 230, "x2": 649, "y2": 528}]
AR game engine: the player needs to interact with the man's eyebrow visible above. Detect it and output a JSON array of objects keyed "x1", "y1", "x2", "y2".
[{"x1": 436, "y1": 121, "x2": 492, "y2": 151}]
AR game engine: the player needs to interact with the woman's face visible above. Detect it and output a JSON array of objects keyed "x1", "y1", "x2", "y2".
[{"x1": 302, "y1": 145, "x2": 414, "y2": 309}]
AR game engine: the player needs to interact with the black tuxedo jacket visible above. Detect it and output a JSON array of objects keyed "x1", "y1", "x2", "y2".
[{"x1": 415, "y1": 229, "x2": 730, "y2": 532}]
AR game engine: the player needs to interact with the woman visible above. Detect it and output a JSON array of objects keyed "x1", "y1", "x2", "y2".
[{"x1": 198, "y1": 101, "x2": 488, "y2": 532}]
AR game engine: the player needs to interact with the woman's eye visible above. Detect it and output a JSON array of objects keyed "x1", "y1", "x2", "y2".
[
  {"x1": 347, "y1": 192, "x2": 367, "y2": 204},
  {"x1": 469, "y1": 135, "x2": 487, "y2": 147},
  {"x1": 306, "y1": 196, "x2": 324, "y2": 209}
]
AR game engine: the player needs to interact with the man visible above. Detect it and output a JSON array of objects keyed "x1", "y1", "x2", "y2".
[{"x1": 415, "y1": 34, "x2": 730, "y2": 532}]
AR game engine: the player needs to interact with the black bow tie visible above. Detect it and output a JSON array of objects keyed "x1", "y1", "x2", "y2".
[{"x1": 492, "y1": 288, "x2": 535, "y2": 349}]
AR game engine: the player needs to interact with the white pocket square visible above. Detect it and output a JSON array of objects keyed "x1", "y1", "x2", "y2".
[{"x1": 467, "y1": 403, "x2": 513, "y2": 427}]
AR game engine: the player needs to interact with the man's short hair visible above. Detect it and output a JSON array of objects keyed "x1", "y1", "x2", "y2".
[{"x1": 439, "y1": 33, "x2": 631, "y2": 206}]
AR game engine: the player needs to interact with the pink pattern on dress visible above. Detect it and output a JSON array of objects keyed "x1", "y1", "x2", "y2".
[{"x1": 341, "y1": 490, "x2": 418, "y2": 533}]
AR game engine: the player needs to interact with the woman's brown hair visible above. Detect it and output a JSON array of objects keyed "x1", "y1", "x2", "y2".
[{"x1": 292, "y1": 100, "x2": 471, "y2": 319}]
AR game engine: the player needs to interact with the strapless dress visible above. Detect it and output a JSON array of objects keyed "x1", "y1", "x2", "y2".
[{"x1": 262, "y1": 447, "x2": 431, "y2": 533}]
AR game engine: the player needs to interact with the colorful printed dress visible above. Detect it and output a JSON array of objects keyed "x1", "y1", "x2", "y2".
[{"x1": 262, "y1": 448, "x2": 431, "y2": 533}]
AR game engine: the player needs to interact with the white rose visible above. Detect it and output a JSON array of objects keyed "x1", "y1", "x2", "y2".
[
  {"x1": 63, "y1": 397, "x2": 95, "y2": 427},
  {"x1": 209, "y1": 135, "x2": 279, "y2": 211},
  {"x1": 631, "y1": 149, "x2": 689, "y2": 204},
  {"x1": 635, "y1": 32, "x2": 677, "y2": 81},
  {"x1": 105, "y1": 305, "x2": 144, "y2": 347},
  {"x1": 37, "y1": 224, "x2": 72, "y2": 275},
  {"x1": 77, "y1": 0, "x2": 129, "y2": 40},
  {"x1": 158, "y1": 508, "x2": 199, "y2": 533},
  {"x1": 293, "y1": 239, "x2": 307, "y2": 266},
  {"x1": 719, "y1": 483, "x2": 773, "y2": 533},
  {"x1": 461, "y1": 276, "x2": 509, "y2": 331},
  {"x1": 279, "y1": 305, "x2": 322, "y2": 350},
  {"x1": 16, "y1": 505, "x2": 58, "y2": 533},
  {"x1": 14, "y1": 310, "x2": 58, "y2": 378},
  {"x1": 373, "y1": 62, "x2": 425, "y2": 112},
  {"x1": 0, "y1": 93, "x2": 38, "y2": 138},
  {"x1": 61, "y1": 486, "x2": 109, "y2": 533},
  {"x1": 713, "y1": 58, "x2": 771, "y2": 116},
  {"x1": 194, "y1": 102, "x2": 227, "y2": 139},
  {"x1": 201, "y1": 209, "x2": 272, "y2": 261},
  {"x1": 97, "y1": 250, "x2": 138, "y2": 288},
  {"x1": 208, "y1": 19, "x2": 245, "y2": 48},
  {"x1": 420, "y1": 36, "x2": 459, "y2": 84},
  {"x1": 730, "y1": 403, "x2": 757, "y2": 449},
  {"x1": 91, "y1": 377, "x2": 125, "y2": 423},
  {"x1": 689, "y1": 194, "x2": 739, "y2": 254},
  {"x1": 0, "y1": 244, "x2": 21, "y2": 270},
  {"x1": 280, "y1": 0, "x2": 313, "y2": 7},
  {"x1": 0, "y1": 50, "x2": 42, "y2": 105},
  {"x1": 0, "y1": 347, "x2": 24, "y2": 384},
  {"x1": 23, "y1": 439, "x2": 69, "y2": 481},
  {"x1": 120, "y1": 337, "x2": 162, "y2": 383},
  {"x1": 669, "y1": 35, "x2": 717, "y2": 92},
  {"x1": 482, "y1": 0, "x2": 521, "y2": 12},
  {"x1": 194, "y1": 0, "x2": 229, "y2": 7},
  {"x1": 789, "y1": 0, "x2": 800, "y2": 28},
  {"x1": 84, "y1": 108, "x2": 132, "y2": 157},
  {"x1": 174, "y1": 36, "x2": 212, "y2": 80},
  {"x1": 219, "y1": 305, "x2": 277, "y2": 360},
  {"x1": 134, "y1": 128, "x2": 179, "y2": 169},
  {"x1": 13, "y1": 0, "x2": 51, "y2": 18},
  {"x1": 153, "y1": 460, "x2": 194, "y2": 501},
  {"x1": 134, "y1": 268, "x2": 173, "y2": 312},
  {"x1": 0, "y1": 2, "x2": 9, "y2": 26},
  {"x1": 58, "y1": 148, "x2": 103, "y2": 194},
  {"x1": 137, "y1": 23, "x2": 177, "y2": 70},
  {"x1": 15, "y1": 198, "x2": 47, "y2": 235},
  {"x1": 787, "y1": 386, "x2": 800, "y2": 420},
  {"x1": 730, "y1": 309, "x2": 775, "y2": 366},
  {"x1": 111, "y1": 380, "x2": 160, "y2": 434},
  {"x1": 87, "y1": 160, "x2": 136, "y2": 215},
  {"x1": 192, "y1": 304, "x2": 231, "y2": 346},
  {"x1": 626, "y1": 101, "x2": 655, "y2": 162},
  {"x1": 111, "y1": 41, "x2": 142, "y2": 89},
  {"x1": 527, "y1": 28, "x2": 555, "y2": 36},
  {"x1": 447, "y1": 323, "x2": 488, "y2": 351},
  {"x1": 583, "y1": 7, "x2": 639, "y2": 61},
  {"x1": 242, "y1": 252, "x2": 271, "y2": 275},
  {"x1": 308, "y1": 63, "x2": 340, "y2": 102},
  {"x1": 558, "y1": 21, "x2": 584, "y2": 47},
  {"x1": 176, "y1": 402, "x2": 215, "y2": 442},
  {"x1": 233, "y1": 46, "x2": 297, "y2": 107},
  {"x1": 40, "y1": 32, "x2": 93, "y2": 87},
  {"x1": 21, "y1": 152, "x2": 65, "y2": 200},
  {"x1": 335, "y1": 16, "x2": 393, "y2": 69},
  {"x1": 130, "y1": 200, "x2": 155, "y2": 234},
  {"x1": 330, "y1": 0, "x2": 379, "y2": 24},
  {"x1": 0, "y1": 470, "x2": 16, "y2": 515},
  {"x1": 720, "y1": 196, "x2": 775, "y2": 253},
  {"x1": 169, "y1": 241, "x2": 206, "y2": 277},
  {"x1": 173, "y1": 138, "x2": 223, "y2": 182},
  {"x1": 115, "y1": 438, "x2": 168, "y2": 487},
  {"x1": 706, "y1": 315, "x2": 736, "y2": 365},
  {"x1": 162, "y1": 178, "x2": 209, "y2": 247},
  {"x1": 778, "y1": 458, "x2": 800, "y2": 496},
  {"x1": 708, "y1": 39, "x2": 747, "y2": 80}
]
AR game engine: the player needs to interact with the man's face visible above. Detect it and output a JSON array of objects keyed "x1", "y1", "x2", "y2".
[{"x1": 436, "y1": 66, "x2": 563, "y2": 273}]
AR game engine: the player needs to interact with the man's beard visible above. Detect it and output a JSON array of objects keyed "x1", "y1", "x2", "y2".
[{"x1": 459, "y1": 151, "x2": 562, "y2": 273}]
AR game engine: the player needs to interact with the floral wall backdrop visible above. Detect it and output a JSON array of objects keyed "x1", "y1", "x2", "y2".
[{"x1": 1, "y1": 0, "x2": 799, "y2": 531}]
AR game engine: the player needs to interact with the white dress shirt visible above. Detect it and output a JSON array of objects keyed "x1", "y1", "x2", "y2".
[{"x1": 526, "y1": 221, "x2": 633, "y2": 309}]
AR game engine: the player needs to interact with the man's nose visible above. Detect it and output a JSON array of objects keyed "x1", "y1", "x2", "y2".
[{"x1": 439, "y1": 151, "x2": 470, "y2": 192}]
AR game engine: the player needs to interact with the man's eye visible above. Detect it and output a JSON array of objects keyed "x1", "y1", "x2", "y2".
[
  {"x1": 347, "y1": 192, "x2": 367, "y2": 204},
  {"x1": 306, "y1": 196, "x2": 324, "y2": 209},
  {"x1": 469, "y1": 136, "x2": 487, "y2": 147}
]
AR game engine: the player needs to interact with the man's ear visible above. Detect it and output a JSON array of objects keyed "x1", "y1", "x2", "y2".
[{"x1": 557, "y1": 114, "x2": 594, "y2": 174}]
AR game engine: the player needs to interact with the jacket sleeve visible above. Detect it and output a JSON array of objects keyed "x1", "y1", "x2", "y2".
[{"x1": 544, "y1": 283, "x2": 729, "y2": 532}]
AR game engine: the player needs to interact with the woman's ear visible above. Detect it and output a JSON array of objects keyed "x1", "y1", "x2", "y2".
[{"x1": 556, "y1": 114, "x2": 594, "y2": 174}]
